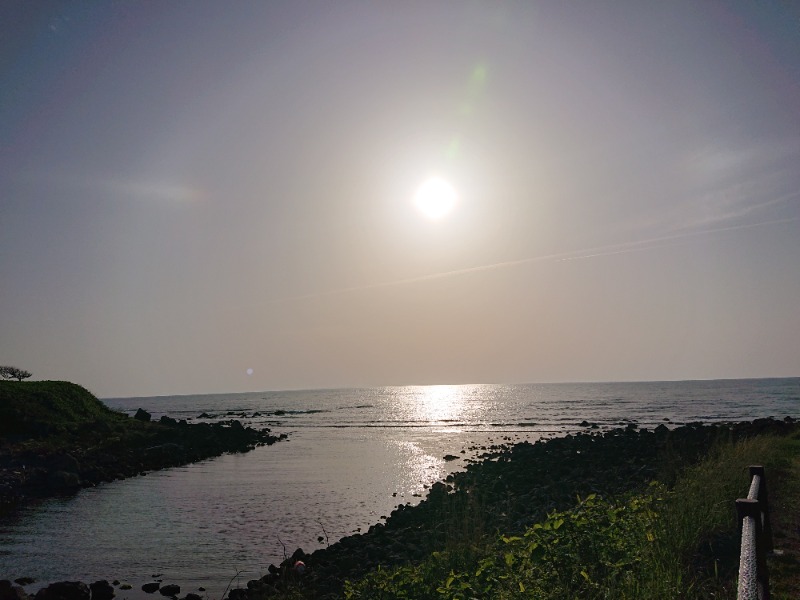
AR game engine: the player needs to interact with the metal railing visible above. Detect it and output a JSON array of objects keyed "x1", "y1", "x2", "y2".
[{"x1": 736, "y1": 465, "x2": 773, "y2": 600}]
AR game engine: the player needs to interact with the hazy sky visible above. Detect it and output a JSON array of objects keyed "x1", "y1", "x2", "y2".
[{"x1": 2, "y1": 1, "x2": 799, "y2": 398}]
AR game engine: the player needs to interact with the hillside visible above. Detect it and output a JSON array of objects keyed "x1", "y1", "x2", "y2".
[{"x1": 0, "y1": 380, "x2": 125, "y2": 438}]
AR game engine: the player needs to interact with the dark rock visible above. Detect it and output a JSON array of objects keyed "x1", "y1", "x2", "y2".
[
  {"x1": 226, "y1": 589, "x2": 248, "y2": 600},
  {"x1": 159, "y1": 585, "x2": 179, "y2": 597},
  {"x1": 144, "y1": 443, "x2": 183, "y2": 458},
  {"x1": 159, "y1": 416, "x2": 178, "y2": 427},
  {"x1": 183, "y1": 594, "x2": 202, "y2": 600},
  {"x1": 0, "y1": 582, "x2": 29, "y2": 600},
  {"x1": 141, "y1": 583, "x2": 160, "y2": 594},
  {"x1": 118, "y1": 586, "x2": 131, "y2": 591},
  {"x1": 51, "y1": 455, "x2": 80, "y2": 473},
  {"x1": 290, "y1": 548, "x2": 307, "y2": 563},
  {"x1": 13, "y1": 579, "x2": 34, "y2": 587},
  {"x1": 46, "y1": 471, "x2": 81, "y2": 490},
  {"x1": 34, "y1": 582, "x2": 89, "y2": 600},
  {"x1": 443, "y1": 454, "x2": 458, "y2": 461},
  {"x1": 134, "y1": 408, "x2": 152, "y2": 422},
  {"x1": 89, "y1": 581, "x2": 114, "y2": 600}
]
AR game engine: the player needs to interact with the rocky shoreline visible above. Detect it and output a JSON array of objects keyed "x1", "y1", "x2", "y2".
[
  {"x1": 0, "y1": 381, "x2": 288, "y2": 512},
  {"x1": 5, "y1": 417, "x2": 796, "y2": 600},
  {"x1": 0, "y1": 410, "x2": 286, "y2": 510}
]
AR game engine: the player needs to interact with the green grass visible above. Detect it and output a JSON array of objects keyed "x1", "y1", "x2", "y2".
[
  {"x1": 0, "y1": 380, "x2": 126, "y2": 437},
  {"x1": 343, "y1": 433, "x2": 798, "y2": 599},
  {"x1": 763, "y1": 434, "x2": 800, "y2": 600}
]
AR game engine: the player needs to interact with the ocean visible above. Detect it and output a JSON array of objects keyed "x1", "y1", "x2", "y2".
[{"x1": 1, "y1": 379, "x2": 798, "y2": 595}]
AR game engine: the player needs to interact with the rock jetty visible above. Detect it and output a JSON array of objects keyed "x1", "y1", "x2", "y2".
[{"x1": 0, "y1": 381, "x2": 286, "y2": 510}]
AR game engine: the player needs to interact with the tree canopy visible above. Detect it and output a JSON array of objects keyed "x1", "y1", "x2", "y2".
[{"x1": 0, "y1": 366, "x2": 32, "y2": 381}]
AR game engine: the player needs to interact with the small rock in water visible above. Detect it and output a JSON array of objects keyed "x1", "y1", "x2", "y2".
[
  {"x1": 141, "y1": 583, "x2": 160, "y2": 594},
  {"x1": 14, "y1": 578, "x2": 35, "y2": 586},
  {"x1": 159, "y1": 584, "x2": 180, "y2": 597}
]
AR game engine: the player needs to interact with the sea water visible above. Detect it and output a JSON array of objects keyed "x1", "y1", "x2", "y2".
[{"x1": 1, "y1": 379, "x2": 798, "y2": 595}]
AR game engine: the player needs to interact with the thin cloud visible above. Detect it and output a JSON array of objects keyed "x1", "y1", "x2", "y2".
[
  {"x1": 683, "y1": 188, "x2": 800, "y2": 229},
  {"x1": 283, "y1": 217, "x2": 798, "y2": 301}
]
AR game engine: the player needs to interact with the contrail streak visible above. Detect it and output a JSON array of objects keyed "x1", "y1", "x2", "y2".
[
  {"x1": 557, "y1": 216, "x2": 798, "y2": 262},
  {"x1": 283, "y1": 216, "x2": 797, "y2": 301}
]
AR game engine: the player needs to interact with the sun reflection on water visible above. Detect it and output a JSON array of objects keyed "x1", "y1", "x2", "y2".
[
  {"x1": 385, "y1": 384, "x2": 489, "y2": 428},
  {"x1": 416, "y1": 384, "x2": 466, "y2": 423}
]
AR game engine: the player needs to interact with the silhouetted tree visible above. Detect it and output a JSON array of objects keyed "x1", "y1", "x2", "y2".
[{"x1": 0, "y1": 366, "x2": 32, "y2": 381}]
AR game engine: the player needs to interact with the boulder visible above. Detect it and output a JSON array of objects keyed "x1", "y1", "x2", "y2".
[
  {"x1": 46, "y1": 471, "x2": 81, "y2": 490},
  {"x1": 144, "y1": 443, "x2": 183, "y2": 459},
  {"x1": 34, "y1": 582, "x2": 89, "y2": 600},
  {"x1": 88, "y1": 581, "x2": 113, "y2": 600},
  {"x1": 159, "y1": 585, "x2": 179, "y2": 597},
  {"x1": 226, "y1": 590, "x2": 248, "y2": 600},
  {"x1": 51, "y1": 455, "x2": 80, "y2": 473},
  {"x1": 134, "y1": 408, "x2": 152, "y2": 422},
  {"x1": 159, "y1": 416, "x2": 178, "y2": 427},
  {"x1": 141, "y1": 583, "x2": 160, "y2": 594},
  {"x1": 1, "y1": 581, "x2": 30, "y2": 600}
]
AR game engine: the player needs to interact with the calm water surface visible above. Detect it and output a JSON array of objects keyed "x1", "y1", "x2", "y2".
[{"x1": 1, "y1": 379, "x2": 798, "y2": 596}]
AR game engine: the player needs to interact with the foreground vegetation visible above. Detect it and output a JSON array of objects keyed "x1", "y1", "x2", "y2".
[{"x1": 341, "y1": 432, "x2": 799, "y2": 600}]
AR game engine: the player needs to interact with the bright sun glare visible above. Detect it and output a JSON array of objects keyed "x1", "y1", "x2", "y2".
[{"x1": 414, "y1": 176, "x2": 457, "y2": 220}]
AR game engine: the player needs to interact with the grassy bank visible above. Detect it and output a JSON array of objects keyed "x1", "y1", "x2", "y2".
[
  {"x1": 0, "y1": 380, "x2": 126, "y2": 439},
  {"x1": 341, "y1": 431, "x2": 799, "y2": 599}
]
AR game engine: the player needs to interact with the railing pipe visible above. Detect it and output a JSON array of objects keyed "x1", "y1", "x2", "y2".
[{"x1": 736, "y1": 465, "x2": 771, "y2": 600}]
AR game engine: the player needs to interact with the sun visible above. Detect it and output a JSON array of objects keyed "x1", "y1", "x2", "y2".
[{"x1": 413, "y1": 176, "x2": 457, "y2": 220}]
